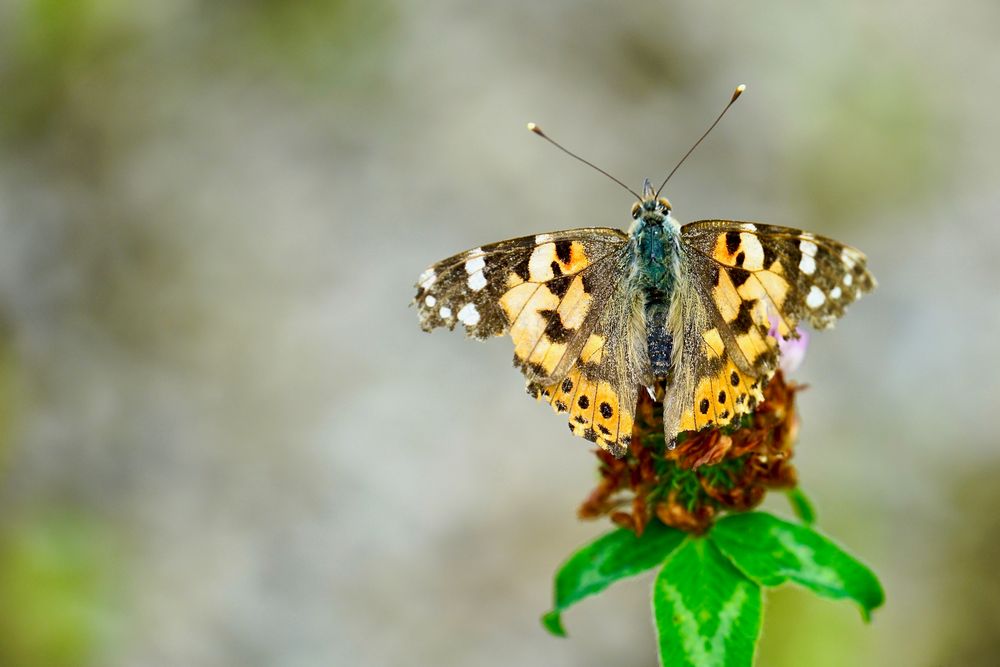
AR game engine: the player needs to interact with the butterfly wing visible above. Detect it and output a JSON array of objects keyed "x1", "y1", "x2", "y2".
[
  {"x1": 415, "y1": 229, "x2": 646, "y2": 455},
  {"x1": 659, "y1": 220, "x2": 876, "y2": 441},
  {"x1": 659, "y1": 258, "x2": 770, "y2": 440},
  {"x1": 524, "y1": 247, "x2": 645, "y2": 456},
  {"x1": 681, "y1": 220, "x2": 876, "y2": 341},
  {"x1": 414, "y1": 228, "x2": 629, "y2": 380}
]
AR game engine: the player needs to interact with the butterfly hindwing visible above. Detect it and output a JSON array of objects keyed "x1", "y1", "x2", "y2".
[
  {"x1": 660, "y1": 265, "x2": 767, "y2": 440},
  {"x1": 525, "y1": 263, "x2": 644, "y2": 456}
]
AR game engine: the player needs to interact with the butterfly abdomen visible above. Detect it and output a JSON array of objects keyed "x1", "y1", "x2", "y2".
[{"x1": 645, "y1": 302, "x2": 673, "y2": 376}]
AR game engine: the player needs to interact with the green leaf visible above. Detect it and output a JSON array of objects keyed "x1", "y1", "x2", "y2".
[
  {"x1": 711, "y1": 512, "x2": 884, "y2": 620},
  {"x1": 653, "y1": 538, "x2": 762, "y2": 667},
  {"x1": 786, "y1": 487, "x2": 817, "y2": 525},
  {"x1": 543, "y1": 521, "x2": 685, "y2": 637}
]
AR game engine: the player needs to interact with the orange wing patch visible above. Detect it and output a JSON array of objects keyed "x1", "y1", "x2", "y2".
[
  {"x1": 668, "y1": 324, "x2": 769, "y2": 438},
  {"x1": 710, "y1": 227, "x2": 796, "y2": 338},
  {"x1": 676, "y1": 356, "x2": 766, "y2": 433},
  {"x1": 499, "y1": 242, "x2": 596, "y2": 380},
  {"x1": 710, "y1": 262, "x2": 778, "y2": 373},
  {"x1": 528, "y1": 336, "x2": 634, "y2": 456}
]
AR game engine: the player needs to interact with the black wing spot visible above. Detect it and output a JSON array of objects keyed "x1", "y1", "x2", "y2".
[
  {"x1": 555, "y1": 239, "x2": 573, "y2": 264},
  {"x1": 711, "y1": 264, "x2": 720, "y2": 287},
  {"x1": 732, "y1": 299, "x2": 756, "y2": 335},
  {"x1": 599, "y1": 402, "x2": 613, "y2": 419},
  {"x1": 762, "y1": 244, "x2": 777, "y2": 270},
  {"x1": 598, "y1": 424, "x2": 611, "y2": 436},
  {"x1": 699, "y1": 398, "x2": 710, "y2": 414},
  {"x1": 730, "y1": 371, "x2": 740, "y2": 386},
  {"x1": 555, "y1": 400, "x2": 567, "y2": 413},
  {"x1": 539, "y1": 309, "x2": 572, "y2": 343},
  {"x1": 512, "y1": 257, "x2": 530, "y2": 282},
  {"x1": 548, "y1": 275, "x2": 572, "y2": 298},
  {"x1": 577, "y1": 395, "x2": 590, "y2": 410},
  {"x1": 726, "y1": 231, "x2": 741, "y2": 254},
  {"x1": 549, "y1": 260, "x2": 563, "y2": 278},
  {"x1": 561, "y1": 377, "x2": 573, "y2": 393},
  {"x1": 735, "y1": 251, "x2": 746, "y2": 267},
  {"x1": 718, "y1": 390, "x2": 727, "y2": 403},
  {"x1": 729, "y1": 267, "x2": 751, "y2": 288}
]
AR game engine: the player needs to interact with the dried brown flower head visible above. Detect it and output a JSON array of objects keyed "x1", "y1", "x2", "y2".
[{"x1": 578, "y1": 370, "x2": 802, "y2": 535}]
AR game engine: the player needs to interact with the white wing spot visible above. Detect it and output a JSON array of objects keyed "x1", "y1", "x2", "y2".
[
  {"x1": 740, "y1": 223, "x2": 757, "y2": 232},
  {"x1": 439, "y1": 306, "x2": 452, "y2": 319},
  {"x1": 806, "y1": 285, "x2": 826, "y2": 309},
  {"x1": 799, "y1": 254, "x2": 816, "y2": 275},
  {"x1": 841, "y1": 249, "x2": 856, "y2": 268},
  {"x1": 424, "y1": 295, "x2": 437, "y2": 307},
  {"x1": 457, "y1": 303, "x2": 480, "y2": 326},
  {"x1": 799, "y1": 240, "x2": 818, "y2": 256},
  {"x1": 830, "y1": 286, "x2": 842, "y2": 299},
  {"x1": 467, "y1": 271, "x2": 487, "y2": 291},
  {"x1": 419, "y1": 268, "x2": 436, "y2": 289},
  {"x1": 535, "y1": 234, "x2": 553, "y2": 244},
  {"x1": 465, "y1": 255, "x2": 486, "y2": 274},
  {"x1": 843, "y1": 273, "x2": 853, "y2": 286}
]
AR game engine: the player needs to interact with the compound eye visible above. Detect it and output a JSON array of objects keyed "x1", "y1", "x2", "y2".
[
  {"x1": 630, "y1": 202, "x2": 642, "y2": 219},
  {"x1": 657, "y1": 198, "x2": 672, "y2": 212}
]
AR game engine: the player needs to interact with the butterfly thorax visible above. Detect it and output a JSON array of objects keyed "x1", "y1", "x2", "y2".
[{"x1": 629, "y1": 198, "x2": 681, "y2": 378}]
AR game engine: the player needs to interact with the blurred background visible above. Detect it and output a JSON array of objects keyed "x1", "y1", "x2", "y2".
[{"x1": 0, "y1": 1, "x2": 997, "y2": 665}]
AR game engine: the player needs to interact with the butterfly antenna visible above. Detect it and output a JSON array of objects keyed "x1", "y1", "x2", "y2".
[
  {"x1": 527, "y1": 123, "x2": 642, "y2": 200},
  {"x1": 655, "y1": 84, "x2": 746, "y2": 198}
]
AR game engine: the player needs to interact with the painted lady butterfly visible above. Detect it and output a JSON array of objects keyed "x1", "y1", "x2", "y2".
[{"x1": 414, "y1": 86, "x2": 875, "y2": 456}]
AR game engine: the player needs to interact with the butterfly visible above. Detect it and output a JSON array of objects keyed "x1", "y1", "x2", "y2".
[{"x1": 413, "y1": 88, "x2": 875, "y2": 457}]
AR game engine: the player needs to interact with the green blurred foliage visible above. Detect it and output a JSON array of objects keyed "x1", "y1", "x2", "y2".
[
  {"x1": 0, "y1": 0, "x2": 394, "y2": 144},
  {"x1": 230, "y1": 0, "x2": 396, "y2": 88},
  {"x1": 789, "y1": 63, "x2": 941, "y2": 224},
  {"x1": 0, "y1": 0, "x2": 138, "y2": 141},
  {"x1": 0, "y1": 514, "x2": 122, "y2": 667}
]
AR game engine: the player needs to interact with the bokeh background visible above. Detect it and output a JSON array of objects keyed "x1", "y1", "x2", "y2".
[{"x1": 0, "y1": 1, "x2": 997, "y2": 665}]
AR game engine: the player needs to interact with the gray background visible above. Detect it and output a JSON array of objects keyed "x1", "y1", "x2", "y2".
[{"x1": 0, "y1": 1, "x2": 997, "y2": 665}]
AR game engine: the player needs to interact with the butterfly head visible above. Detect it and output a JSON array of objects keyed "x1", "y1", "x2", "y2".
[{"x1": 631, "y1": 178, "x2": 672, "y2": 223}]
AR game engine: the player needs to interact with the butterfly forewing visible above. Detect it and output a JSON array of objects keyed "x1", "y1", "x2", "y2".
[{"x1": 681, "y1": 221, "x2": 876, "y2": 337}]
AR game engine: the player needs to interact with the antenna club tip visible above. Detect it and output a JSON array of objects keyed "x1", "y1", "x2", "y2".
[
  {"x1": 731, "y1": 84, "x2": 746, "y2": 102},
  {"x1": 526, "y1": 122, "x2": 544, "y2": 135}
]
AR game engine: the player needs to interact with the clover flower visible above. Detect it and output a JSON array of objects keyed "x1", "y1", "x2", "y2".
[
  {"x1": 578, "y1": 324, "x2": 809, "y2": 535},
  {"x1": 546, "y1": 327, "x2": 883, "y2": 666}
]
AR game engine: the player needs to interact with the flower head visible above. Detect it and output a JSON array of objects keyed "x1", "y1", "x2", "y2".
[{"x1": 579, "y1": 361, "x2": 805, "y2": 534}]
